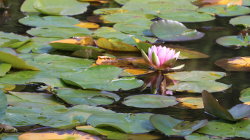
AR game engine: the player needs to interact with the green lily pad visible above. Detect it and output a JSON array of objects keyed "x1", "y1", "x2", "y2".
[
  {"x1": 27, "y1": 27, "x2": 92, "y2": 38},
  {"x1": 102, "y1": 12, "x2": 149, "y2": 23},
  {"x1": 0, "y1": 89, "x2": 7, "y2": 119},
  {"x1": 198, "y1": 119, "x2": 250, "y2": 139},
  {"x1": 185, "y1": 133, "x2": 224, "y2": 140},
  {"x1": 19, "y1": 15, "x2": 80, "y2": 27},
  {"x1": 61, "y1": 65, "x2": 144, "y2": 91},
  {"x1": 0, "y1": 48, "x2": 38, "y2": 70},
  {"x1": 72, "y1": 46, "x2": 104, "y2": 59},
  {"x1": 87, "y1": 113, "x2": 154, "y2": 133},
  {"x1": 158, "y1": 10, "x2": 215, "y2": 23},
  {"x1": 23, "y1": 0, "x2": 89, "y2": 16},
  {"x1": 216, "y1": 35, "x2": 250, "y2": 47},
  {"x1": 150, "y1": 19, "x2": 204, "y2": 42},
  {"x1": 243, "y1": 0, "x2": 250, "y2": 6},
  {"x1": 94, "y1": 8, "x2": 128, "y2": 15},
  {"x1": 76, "y1": 125, "x2": 161, "y2": 140},
  {"x1": 228, "y1": 104, "x2": 250, "y2": 120},
  {"x1": 122, "y1": 94, "x2": 178, "y2": 108},
  {"x1": 150, "y1": 114, "x2": 207, "y2": 136},
  {"x1": 198, "y1": 5, "x2": 250, "y2": 17},
  {"x1": 165, "y1": 71, "x2": 230, "y2": 93},
  {"x1": 240, "y1": 88, "x2": 250, "y2": 104},
  {"x1": 55, "y1": 88, "x2": 120, "y2": 106},
  {"x1": 0, "y1": 134, "x2": 19, "y2": 140},
  {"x1": 229, "y1": 15, "x2": 250, "y2": 28},
  {"x1": 0, "y1": 31, "x2": 29, "y2": 47},
  {"x1": 0, "y1": 63, "x2": 11, "y2": 77}
]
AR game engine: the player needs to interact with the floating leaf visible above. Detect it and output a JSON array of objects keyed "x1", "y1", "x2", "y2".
[
  {"x1": 0, "y1": 63, "x2": 11, "y2": 77},
  {"x1": 18, "y1": 130, "x2": 101, "y2": 140},
  {"x1": 61, "y1": 65, "x2": 144, "y2": 91},
  {"x1": 177, "y1": 97, "x2": 204, "y2": 109},
  {"x1": 185, "y1": 133, "x2": 224, "y2": 140},
  {"x1": 240, "y1": 88, "x2": 250, "y2": 104},
  {"x1": 216, "y1": 35, "x2": 250, "y2": 47},
  {"x1": 75, "y1": 22, "x2": 100, "y2": 29},
  {"x1": 215, "y1": 57, "x2": 250, "y2": 71},
  {"x1": 228, "y1": 104, "x2": 250, "y2": 120},
  {"x1": 0, "y1": 89, "x2": 7, "y2": 119},
  {"x1": 122, "y1": 94, "x2": 178, "y2": 108},
  {"x1": 198, "y1": 5, "x2": 250, "y2": 17},
  {"x1": 165, "y1": 71, "x2": 230, "y2": 93},
  {"x1": 93, "y1": 8, "x2": 128, "y2": 15},
  {"x1": 76, "y1": 125, "x2": 161, "y2": 140},
  {"x1": 150, "y1": 114, "x2": 207, "y2": 136},
  {"x1": 19, "y1": 15, "x2": 80, "y2": 27},
  {"x1": 194, "y1": 0, "x2": 243, "y2": 6},
  {"x1": 87, "y1": 113, "x2": 154, "y2": 134},
  {"x1": 0, "y1": 48, "x2": 38, "y2": 70},
  {"x1": 150, "y1": 19, "x2": 204, "y2": 42},
  {"x1": 198, "y1": 119, "x2": 250, "y2": 139},
  {"x1": 229, "y1": 15, "x2": 250, "y2": 27},
  {"x1": 55, "y1": 88, "x2": 120, "y2": 106},
  {"x1": 31, "y1": 0, "x2": 89, "y2": 16},
  {"x1": 27, "y1": 27, "x2": 92, "y2": 38}
]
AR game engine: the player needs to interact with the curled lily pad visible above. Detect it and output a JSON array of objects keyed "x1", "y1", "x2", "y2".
[
  {"x1": 150, "y1": 114, "x2": 207, "y2": 136},
  {"x1": 229, "y1": 15, "x2": 250, "y2": 28},
  {"x1": 55, "y1": 88, "x2": 120, "y2": 106},
  {"x1": 215, "y1": 57, "x2": 250, "y2": 71},
  {"x1": 216, "y1": 35, "x2": 250, "y2": 48},
  {"x1": 150, "y1": 19, "x2": 204, "y2": 42},
  {"x1": 122, "y1": 94, "x2": 178, "y2": 108}
]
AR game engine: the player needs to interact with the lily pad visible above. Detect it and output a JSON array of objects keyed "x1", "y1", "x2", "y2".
[
  {"x1": 229, "y1": 15, "x2": 250, "y2": 28},
  {"x1": 185, "y1": 133, "x2": 224, "y2": 140},
  {"x1": 165, "y1": 71, "x2": 230, "y2": 93},
  {"x1": 215, "y1": 57, "x2": 250, "y2": 71},
  {"x1": 198, "y1": 119, "x2": 250, "y2": 139},
  {"x1": 177, "y1": 97, "x2": 204, "y2": 109},
  {"x1": 32, "y1": 0, "x2": 89, "y2": 16},
  {"x1": 19, "y1": 15, "x2": 80, "y2": 27},
  {"x1": 0, "y1": 48, "x2": 38, "y2": 70},
  {"x1": 240, "y1": 88, "x2": 250, "y2": 104},
  {"x1": 122, "y1": 94, "x2": 178, "y2": 108},
  {"x1": 0, "y1": 63, "x2": 11, "y2": 77},
  {"x1": 0, "y1": 89, "x2": 7, "y2": 119},
  {"x1": 150, "y1": 19, "x2": 204, "y2": 42},
  {"x1": 55, "y1": 88, "x2": 120, "y2": 106},
  {"x1": 87, "y1": 113, "x2": 154, "y2": 133},
  {"x1": 198, "y1": 5, "x2": 250, "y2": 17},
  {"x1": 27, "y1": 27, "x2": 92, "y2": 38},
  {"x1": 150, "y1": 114, "x2": 207, "y2": 136},
  {"x1": 216, "y1": 35, "x2": 250, "y2": 47},
  {"x1": 61, "y1": 65, "x2": 144, "y2": 91}
]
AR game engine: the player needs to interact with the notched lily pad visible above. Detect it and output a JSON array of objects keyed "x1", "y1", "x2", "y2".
[
  {"x1": 122, "y1": 94, "x2": 178, "y2": 108},
  {"x1": 150, "y1": 19, "x2": 204, "y2": 42},
  {"x1": 216, "y1": 35, "x2": 250, "y2": 48}
]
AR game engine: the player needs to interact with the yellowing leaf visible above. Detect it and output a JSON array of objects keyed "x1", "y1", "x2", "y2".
[
  {"x1": 177, "y1": 97, "x2": 204, "y2": 109},
  {"x1": 19, "y1": 131, "x2": 101, "y2": 140},
  {"x1": 78, "y1": 0, "x2": 109, "y2": 4},
  {"x1": 215, "y1": 57, "x2": 250, "y2": 71},
  {"x1": 124, "y1": 68, "x2": 153, "y2": 76},
  {"x1": 75, "y1": 22, "x2": 100, "y2": 29},
  {"x1": 96, "y1": 38, "x2": 139, "y2": 52},
  {"x1": 194, "y1": 0, "x2": 242, "y2": 6},
  {"x1": 51, "y1": 36, "x2": 94, "y2": 46}
]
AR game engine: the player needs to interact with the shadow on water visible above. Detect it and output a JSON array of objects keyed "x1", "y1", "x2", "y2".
[{"x1": 1, "y1": 0, "x2": 250, "y2": 139}]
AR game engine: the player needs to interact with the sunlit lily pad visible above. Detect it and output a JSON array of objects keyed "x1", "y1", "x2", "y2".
[
  {"x1": 216, "y1": 35, "x2": 250, "y2": 47},
  {"x1": 27, "y1": 27, "x2": 92, "y2": 38},
  {"x1": 33, "y1": 0, "x2": 89, "y2": 16},
  {"x1": 122, "y1": 94, "x2": 178, "y2": 108},
  {"x1": 240, "y1": 88, "x2": 250, "y2": 104},
  {"x1": 19, "y1": 130, "x2": 101, "y2": 140},
  {"x1": 0, "y1": 48, "x2": 38, "y2": 70},
  {"x1": 61, "y1": 65, "x2": 144, "y2": 91},
  {"x1": 55, "y1": 88, "x2": 120, "y2": 106},
  {"x1": 94, "y1": 8, "x2": 128, "y2": 15},
  {"x1": 198, "y1": 119, "x2": 250, "y2": 139},
  {"x1": 0, "y1": 63, "x2": 11, "y2": 77},
  {"x1": 165, "y1": 71, "x2": 230, "y2": 93},
  {"x1": 177, "y1": 97, "x2": 204, "y2": 109},
  {"x1": 19, "y1": 15, "x2": 80, "y2": 27},
  {"x1": 198, "y1": 5, "x2": 250, "y2": 17},
  {"x1": 150, "y1": 19, "x2": 204, "y2": 42},
  {"x1": 87, "y1": 113, "x2": 154, "y2": 133},
  {"x1": 77, "y1": 125, "x2": 160, "y2": 140},
  {"x1": 215, "y1": 57, "x2": 250, "y2": 71},
  {"x1": 229, "y1": 15, "x2": 250, "y2": 28},
  {"x1": 150, "y1": 114, "x2": 208, "y2": 136},
  {"x1": 75, "y1": 22, "x2": 100, "y2": 29}
]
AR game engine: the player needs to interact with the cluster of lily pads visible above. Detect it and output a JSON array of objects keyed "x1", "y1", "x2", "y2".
[{"x1": 1, "y1": 0, "x2": 250, "y2": 139}]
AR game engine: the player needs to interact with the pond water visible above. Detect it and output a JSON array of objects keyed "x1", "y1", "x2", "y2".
[{"x1": 1, "y1": 0, "x2": 250, "y2": 139}]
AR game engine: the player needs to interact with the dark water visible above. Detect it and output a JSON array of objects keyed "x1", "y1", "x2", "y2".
[{"x1": 1, "y1": 0, "x2": 250, "y2": 139}]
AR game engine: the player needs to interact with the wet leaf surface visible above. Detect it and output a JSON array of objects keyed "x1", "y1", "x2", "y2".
[{"x1": 215, "y1": 57, "x2": 250, "y2": 71}]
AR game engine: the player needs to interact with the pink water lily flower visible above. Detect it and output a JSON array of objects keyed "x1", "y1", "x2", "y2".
[{"x1": 141, "y1": 45, "x2": 180, "y2": 70}]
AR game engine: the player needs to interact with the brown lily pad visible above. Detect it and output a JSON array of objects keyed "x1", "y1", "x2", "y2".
[{"x1": 215, "y1": 57, "x2": 250, "y2": 71}]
